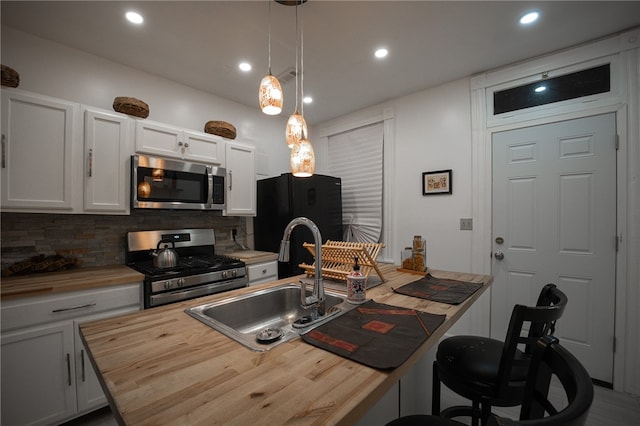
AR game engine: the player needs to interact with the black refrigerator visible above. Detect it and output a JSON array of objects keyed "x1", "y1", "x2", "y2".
[{"x1": 254, "y1": 173, "x2": 343, "y2": 278}]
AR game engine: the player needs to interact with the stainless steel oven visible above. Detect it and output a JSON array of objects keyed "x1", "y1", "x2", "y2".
[
  {"x1": 131, "y1": 154, "x2": 225, "y2": 210},
  {"x1": 126, "y1": 229, "x2": 248, "y2": 308}
]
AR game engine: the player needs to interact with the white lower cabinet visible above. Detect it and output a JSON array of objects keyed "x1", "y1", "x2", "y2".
[
  {"x1": 1, "y1": 322, "x2": 77, "y2": 425},
  {"x1": 0, "y1": 283, "x2": 141, "y2": 425},
  {"x1": 246, "y1": 260, "x2": 278, "y2": 286}
]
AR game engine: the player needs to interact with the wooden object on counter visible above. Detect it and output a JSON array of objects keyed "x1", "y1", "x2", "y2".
[
  {"x1": 396, "y1": 267, "x2": 430, "y2": 276},
  {"x1": 299, "y1": 240, "x2": 386, "y2": 282},
  {"x1": 80, "y1": 264, "x2": 492, "y2": 426},
  {"x1": 0, "y1": 265, "x2": 144, "y2": 300},
  {"x1": 225, "y1": 250, "x2": 278, "y2": 265}
]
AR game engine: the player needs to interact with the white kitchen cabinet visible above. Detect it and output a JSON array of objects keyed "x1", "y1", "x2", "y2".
[
  {"x1": 246, "y1": 260, "x2": 278, "y2": 286},
  {"x1": 135, "y1": 120, "x2": 225, "y2": 166},
  {"x1": 224, "y1": 141, "x2": 256, "y2": 216},
  {"x1": 74, "y1": 308, "x2": 139, "y2": 413},
  {"x1": 1, "y1": 89, "x2": 81, "y2": 212},
  {"x1": 183, "y1": 130, "x2": 225, "y2": 165},
  {"x1": 83, "y1": 107, "x2": 132, "y2": 214},
  {"x1": 1, "y1": 322, "x2": 77, "y2": 426},
  {"x1": 0, "y1": 283, "x2": 142, "y2": 425}
]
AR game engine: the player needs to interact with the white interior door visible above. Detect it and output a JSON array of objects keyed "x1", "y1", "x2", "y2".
[{"x1": 491, "y1": 113, "x2": 616, "y2": 384}]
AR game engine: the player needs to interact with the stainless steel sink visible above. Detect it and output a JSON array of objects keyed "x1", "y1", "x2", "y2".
[{"x1": 185, "y1": 283, "x2": 357, "y2": 351}]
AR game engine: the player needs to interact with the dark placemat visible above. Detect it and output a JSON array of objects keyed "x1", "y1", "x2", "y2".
[
  {"x1": 393, "y1": 273, "x2": 482, "y2": 305},
  {"x1": 302, "y1": 300, "x2": 445, "y2": 369}
]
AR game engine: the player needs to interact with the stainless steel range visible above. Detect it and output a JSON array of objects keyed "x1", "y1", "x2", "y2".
[{"x1": 126, "y1": 228, "x2": 248, "y2": 308}]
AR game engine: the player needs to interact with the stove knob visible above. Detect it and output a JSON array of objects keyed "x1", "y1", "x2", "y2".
[
  {"x1": 231, "y1": 269, "x2": 237, "y2": 277},
  {"x1": 177, "y1": 278, "x2": 185, "y2": 287},
  {"x1": 164, "y1": 281, "x2": 172, "y2": 290},
  {"x1": 222, "y1": 271, "x2": 228, "y2": 279}
]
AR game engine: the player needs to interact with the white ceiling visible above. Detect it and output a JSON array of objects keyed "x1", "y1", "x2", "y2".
[{"x1": 2, "y1": 1, "x2": 640, "y2": 125}]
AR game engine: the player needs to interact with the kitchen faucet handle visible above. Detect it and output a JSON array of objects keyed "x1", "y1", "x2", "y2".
[{"x1": 299, "y1": 279, "x2": 319, "y2": 308}]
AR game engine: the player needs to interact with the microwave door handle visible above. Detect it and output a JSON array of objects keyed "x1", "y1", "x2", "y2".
[{"x1": 207, "y1": 172, "x2": 214, "y2": 204}]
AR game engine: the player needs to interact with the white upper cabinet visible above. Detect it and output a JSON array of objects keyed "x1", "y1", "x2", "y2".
[
  {"x1": 1, "y1": 90, "x2": 81, "y2": 212},
  {"x1": 135, "y1": 120, "x2": 225, "y2": 166},
  {"x1": 134, "y1": 120, "x2": 181, "y2": 158},
  {"x1": 224, "y1": 141, "x2": 256, "y2": 216},
  {"x1": 183, "y1": 130, "x2": 225, "y2": 165},
  {"x1": 83, "y1": 107, "x2": 132, "y2": 214}
]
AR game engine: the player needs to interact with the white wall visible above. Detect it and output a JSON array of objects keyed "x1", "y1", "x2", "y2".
[
  {"x1": 391, "y1": 79, "x2": 473, "y2": 273},
  {"x1": 314, "y1": 79, "x2": 480, "y2": 338},
  {"x1": 1, "y1": 27, "x2": 291, "y2": 177},
  {"x1": 315, "y1": 79, "x2": 474, "y2": 273}
]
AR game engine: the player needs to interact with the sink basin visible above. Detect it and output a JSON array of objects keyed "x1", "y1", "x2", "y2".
[{"x1": 185, "y1": 283, "x2": 357, "y2": 351}]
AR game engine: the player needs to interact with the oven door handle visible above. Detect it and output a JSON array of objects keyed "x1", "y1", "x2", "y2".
[{"x1": 148, "y1": 278, "x2": 248, "y2": 308}]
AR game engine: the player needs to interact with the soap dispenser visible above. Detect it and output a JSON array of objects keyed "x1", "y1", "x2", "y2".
[{"x1": 347, "y1": 257, "x2": 367, "y2": 304}]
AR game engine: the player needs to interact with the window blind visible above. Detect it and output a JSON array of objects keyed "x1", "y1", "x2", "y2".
[{"x1": 328, "y1": 122, "x2": 384, "y2": 243}]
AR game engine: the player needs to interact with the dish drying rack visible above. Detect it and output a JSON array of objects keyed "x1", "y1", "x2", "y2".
[{"x1": 299, "y1": 240, "x2": 386, "y2": 282}]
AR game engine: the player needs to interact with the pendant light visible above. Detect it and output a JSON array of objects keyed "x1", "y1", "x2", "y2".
[
  {"x1": 258, "y1": 0, "x2": 283, "y2": 115},
  {"x1": 290, "y1": 137, "x2": 315, "y2": 177},
  {"x1": 285, "y1": 2, "x2": 308, "y2": 148},
  {"x1": 289, "y1": 0, "x2": 315, "y2": 177}
]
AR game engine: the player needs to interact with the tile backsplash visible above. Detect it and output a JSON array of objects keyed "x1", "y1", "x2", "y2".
[{"x1": 1, "y1": 211, "x2": 247, "y2": 271}]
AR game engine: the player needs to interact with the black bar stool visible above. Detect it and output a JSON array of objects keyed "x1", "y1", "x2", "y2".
[
  {"x1": 432, "y1": 283, "x2": 568, "y2": 426},
  {"x1": 386, "y1": 335, "x2": 593, "y2": 426}
]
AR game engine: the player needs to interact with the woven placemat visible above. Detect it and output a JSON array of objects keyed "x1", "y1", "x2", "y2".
[
  {"x1": 393, "y1": 273, "x2": 482, "y2": 305},
  {"x1": 302, "y1": 300, "x2": 445, "y2": 369}
]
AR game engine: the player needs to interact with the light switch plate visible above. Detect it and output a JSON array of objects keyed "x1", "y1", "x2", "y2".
[{"x1": 460, "y1": 218, "x2": 473, "y2": 230}]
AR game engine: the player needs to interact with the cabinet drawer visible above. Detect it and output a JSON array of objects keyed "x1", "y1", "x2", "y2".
[
  {"x1": 247, "y1": 261, "x2": 278, "y2": 284},
  {"x1": 1, "y1": 284, "x2": 141, "y2": 332}
]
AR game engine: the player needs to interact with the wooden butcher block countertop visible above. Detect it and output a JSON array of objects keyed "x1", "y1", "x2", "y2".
[
  {"x1": 80, "y1": 264, "x2": 492, "y2": 426},
  {"x1": 1, "y1": 265, "x2": 144, "y2": 300}
]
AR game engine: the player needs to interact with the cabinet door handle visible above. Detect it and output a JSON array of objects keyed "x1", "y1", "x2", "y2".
[
  {"x1": 1, "y1": 134, "x2": 6, "y2": 169},
  {"x1": 88, "y1": 148, "x2": 93, "y2": 177},
  {"x1": 66, "y1": 353, "x2": 72, "y2": 386},
  {"x1": 229, "y1": 170, "x2": 233, "y2": 190},
  {"x1": 184, "y1": 142, "x2": 189, "y2": 148},
  {"x1": 81, "y1": 349, "x2": 86, "y2": 382},
  {"x1": 52, "y1": 302, "x2": 96, "y2": 313}
]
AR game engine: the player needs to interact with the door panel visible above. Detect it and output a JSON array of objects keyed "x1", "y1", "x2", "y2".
[{"x1": 491, "y1": 113, "x2": 616, "y2": 383}]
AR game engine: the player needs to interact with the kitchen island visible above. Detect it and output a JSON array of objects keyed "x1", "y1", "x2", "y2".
[{"x1": 80, "y1": 263, "x2": 492, "y2": 425}]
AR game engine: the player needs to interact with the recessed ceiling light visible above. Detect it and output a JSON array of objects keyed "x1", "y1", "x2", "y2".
[
  {"x1": 239, "y1": 62, "x2": 252, "y2": 72},
  {"x1": 520, "y1": 11, "x2": 539, "y2": 25},
  {"x1": 374, "y1": 48, "x2": 388, "y2": 59},
  {"x1": 303, "y1": 96, "x2": 313, "y2": 104},
  {"x1": 534, "y1": 85, "x2": 547, "y2": 93},
  {"x1": 125, "y1": 11, "x2": 144, "y2": 25}
]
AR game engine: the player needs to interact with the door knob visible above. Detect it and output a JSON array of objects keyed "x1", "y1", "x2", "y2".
[{"x1": 494, "y1": 251, "x2": 505, "y2": 260}]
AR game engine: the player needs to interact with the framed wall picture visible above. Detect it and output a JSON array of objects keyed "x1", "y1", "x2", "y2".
[{"x1": 422, "y1": 169, "x2": 452, "y2": 195}]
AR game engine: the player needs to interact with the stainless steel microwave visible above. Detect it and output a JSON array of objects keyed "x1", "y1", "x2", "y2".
[{"x1": 131, "y1": 155, "x2": 225, "y2": 210}]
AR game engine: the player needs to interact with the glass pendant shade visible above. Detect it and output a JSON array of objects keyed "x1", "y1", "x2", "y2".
[
  {"x1": 285, "y1": 111, "x2": 308, "y2": 148},
  {"x1": 259, "y1": 74, "x2": 283, "y2": 115},
  {"x1": 290, "y1": 138, "x2": 315, "y2": 177}
]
